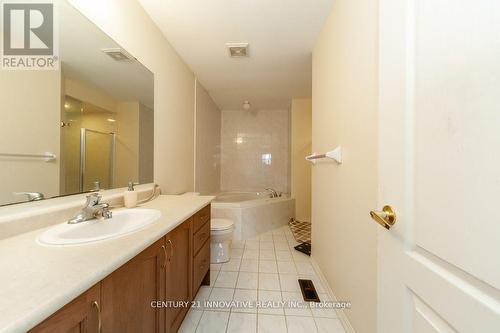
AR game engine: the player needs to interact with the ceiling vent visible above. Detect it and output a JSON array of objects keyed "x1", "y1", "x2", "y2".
[
  {"x1": 226, "y1": 42, "x2": 249, "y2": 57},
  {"x1": 101, "y1": 48, "x2": 135, "y2": 62}
]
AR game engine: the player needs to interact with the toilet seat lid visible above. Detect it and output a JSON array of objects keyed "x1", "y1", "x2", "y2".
[{"x1": 211, "y1": 218, "x2": 234, "y2": 231}]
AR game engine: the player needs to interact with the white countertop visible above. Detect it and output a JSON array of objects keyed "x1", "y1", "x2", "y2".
[{"x1": 0, "y1": 194, "x2": 214, "y2": 333}]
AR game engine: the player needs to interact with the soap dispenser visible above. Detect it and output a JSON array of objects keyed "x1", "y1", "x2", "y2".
[{"x1": 124, "y1": 181, "x2": 139, "y2": 208}]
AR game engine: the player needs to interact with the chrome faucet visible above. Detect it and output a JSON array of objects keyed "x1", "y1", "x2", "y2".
[
  {"x1": 68, "y1": 193, "x2": 112, "y2": 224},
  {"x1": 265, "y1": 188, "x2": 278, "y2": 198},
  {"x1": 14, "y1": 192, "x2": 45, "y2": 201}
]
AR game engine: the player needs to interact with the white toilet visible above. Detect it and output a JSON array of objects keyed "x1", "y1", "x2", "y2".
[{"x1": 210, "y1": 218, "x2": 235, "y2": 263}]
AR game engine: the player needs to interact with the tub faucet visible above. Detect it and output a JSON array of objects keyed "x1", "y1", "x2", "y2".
[
  {"x1": 265, "y1": 188, "x2": 278, "y2": 198},
  {"x1": 68, "y1": 193, "x2": 112, "y2": 224}
]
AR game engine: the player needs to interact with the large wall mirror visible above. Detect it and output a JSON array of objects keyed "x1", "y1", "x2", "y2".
[{"x1": 0, "y1": 3, "x2": 154, "y2": 206}]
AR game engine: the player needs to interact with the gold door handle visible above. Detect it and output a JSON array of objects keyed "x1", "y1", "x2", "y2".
[
  {"x1": 92, "y1": 300, "x2": 102, "y2": 333},
  {"x1": 370, "y1": 205, "x2": 396, "y2": 229},
  {"x1": 161, "y1": 245, "x2": 167, "y2": 269},
  {"x1": 167, "y1": 239, "x2": 173, "y2": 262}
]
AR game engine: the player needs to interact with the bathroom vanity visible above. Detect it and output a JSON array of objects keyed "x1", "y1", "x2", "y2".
[
  {"x1": 0, "y1": 194, "x2": 213, "y2": 333},
  {"x1": 29, "y1": 203, "x2": 210, "y2": 333}
]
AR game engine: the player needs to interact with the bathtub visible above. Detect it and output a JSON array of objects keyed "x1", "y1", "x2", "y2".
[{"x1": 211, "y1": 192, "x2": 295, "y2": 241}]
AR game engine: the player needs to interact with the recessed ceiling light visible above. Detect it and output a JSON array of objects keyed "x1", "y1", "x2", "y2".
[
  {"x1": 226, "y1": 42, "x2": 249, "y2": 57},
  {"x1": 107, "y1": 118, "x2": 116, "y2": 122}
]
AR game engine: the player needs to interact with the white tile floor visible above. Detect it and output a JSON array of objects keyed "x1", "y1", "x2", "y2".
[{"x1": 178, "y1": 225, "x2": 346, "y2": 333}]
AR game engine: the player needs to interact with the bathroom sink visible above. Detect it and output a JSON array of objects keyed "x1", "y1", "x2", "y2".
[{"x1": 38, "y1": 208, "x2": 161, "y2": 245}]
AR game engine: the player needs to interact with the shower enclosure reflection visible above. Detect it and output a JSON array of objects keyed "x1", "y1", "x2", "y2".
[
  {"x1": 60, "y1": 95, "x2": 154, "y2": 196},
  {"x1": 61, "y1": 97, "x2": 116, "y2": 194}
]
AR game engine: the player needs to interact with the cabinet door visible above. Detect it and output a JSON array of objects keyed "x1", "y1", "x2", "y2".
[
  {"x1": 29, "y1": 284, "x2": 100, "y2": 333},
  {"x1": 165, "y1": 218, "x2": 193, "y2": 332},
  {"x1": 101, "y1": 239, "x2": 166, "y2": 333}
]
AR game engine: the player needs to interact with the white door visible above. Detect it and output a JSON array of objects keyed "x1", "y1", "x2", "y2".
[{"x1": 377, "y1": 0, "x2": 500, "y2": 332}]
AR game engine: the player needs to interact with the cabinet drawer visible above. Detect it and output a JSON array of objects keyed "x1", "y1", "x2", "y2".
[
  {"x1": 193, "y1": 221, "x2": 210, "y2": 256},
  {"x1": 193, "y1": 204, "x2": 210, "y2": 232},
  {"x1": 193, "y1": 240, "x2": 210, "y2": 290}
]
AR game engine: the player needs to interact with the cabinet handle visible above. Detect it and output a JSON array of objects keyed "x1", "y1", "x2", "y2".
[
  {"x1": 161, "y1": 245, "x2": 167, "y2": 269},
  {"x1": 167, "y1": 239, "x2": 173, "y2": 262},
  {"x1": 92, "y1": 300, "x2": 102, "y2": 333}
]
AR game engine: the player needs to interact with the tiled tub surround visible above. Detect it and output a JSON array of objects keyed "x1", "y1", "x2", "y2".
[
  {"x1": 212, "y1": 192, "x2": 295, "y2": 241},
  {"x1": 220, "y1": 109, "x2": 290, "y2": 194},
  {"x1": 178, "y1": 225, "x2": 346, "y2": 333},
  {"x1": 0, "y1": 191, "x2": 214, "y2": 333}
]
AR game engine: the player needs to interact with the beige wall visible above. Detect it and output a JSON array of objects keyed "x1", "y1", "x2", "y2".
[
  {"x1": 69, "y1": 0, "x2": 195, "y2": 194},
  {"x1": 194, "y1": 80, "x2": 221, "y2": 194},
  {"x1": 64, "y1": 78, "x2": 118, "y2": 112},
  {"x1": 114, "y1": 102, "x2": 155, "y2": 188},
  {"x1": 139, "y1": 104, "x2": 154, "y2": 184},
  {"x1": 312, "y1": 0, "x2": 379, "y2": 332},
  {"x1": 291, "y1": 98, "x2": 312, "y2": 222},
  {"x1": 115, "y1": 102, "x2": 140, "y2": 188},
  {"x1": 0, "y1": 70, "x2": 61, "y2": 205},
  {"x1": 220, "y1": 109, "x2": 290, "y2": 193}
]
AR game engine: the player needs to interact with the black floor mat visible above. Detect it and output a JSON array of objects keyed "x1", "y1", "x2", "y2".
[{"x1": 294, "y1": 242, "x2": 311, "y2": 256}]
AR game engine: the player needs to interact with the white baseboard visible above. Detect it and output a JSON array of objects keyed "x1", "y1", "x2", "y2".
[{"x1": 310, "y1": 256, "x2": 356, "y2": 333}]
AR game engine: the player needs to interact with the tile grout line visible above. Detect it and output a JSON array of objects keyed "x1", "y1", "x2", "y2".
[
  {"x1": 225, "y1": 255, "x2": 238, "y2": 333},
  {"x1": 274, "y1": 232, "x2": 290, "y2": 333},
  {"x1": 256, "y1": 236, "x2": 264, "y2": 329}
]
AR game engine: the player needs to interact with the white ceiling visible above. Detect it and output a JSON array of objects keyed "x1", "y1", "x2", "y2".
[{"x1": 138, "y1": 0, "x2": 334, "y2": 110}]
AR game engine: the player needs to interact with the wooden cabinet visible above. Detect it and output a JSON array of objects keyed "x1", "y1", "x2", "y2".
[
  {"x1": 193, "y1": 205, "x2": 210, "y2": 232},
  {"x1": 192, "y1": 206, "x2": 211, "y2": 296},
  {"x1": 31, "y1": 204, "x2": 211, "y2": 333},
  {"x1": 29, "y1": 284, "x2": 100, "y2": 333},
  {"x1": 193, "y1": 239, "x2": 210, "y2": 291},
  {"x1": 101, "y1": 239, "x2": 165, "y2": 333},
  {"x1": 165, "y1": 219, "x2": 192, "y2": 333},
  {"x1": 193, "y1": 220, "x2": 210, "y2": 255}
]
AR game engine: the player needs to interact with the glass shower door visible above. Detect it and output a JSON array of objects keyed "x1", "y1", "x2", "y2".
[{"x1": 80, "y1": 128, "x2": 115, "y2": 192}]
